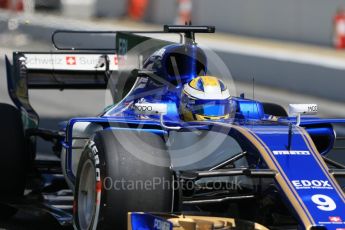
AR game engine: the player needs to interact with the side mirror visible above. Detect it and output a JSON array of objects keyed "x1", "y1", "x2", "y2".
[{"x1": 288, "y1": 104, "x2": 318, "y2": 126}]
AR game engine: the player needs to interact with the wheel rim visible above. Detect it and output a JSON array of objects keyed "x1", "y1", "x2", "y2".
[{"x1": 78, "y1": 160, "x2": 96, "y2": 230}]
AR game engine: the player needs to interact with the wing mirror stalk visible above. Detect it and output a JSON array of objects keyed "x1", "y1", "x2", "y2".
[{"x1": 288, "y1": 104, "x2": 318, "y2": 126}]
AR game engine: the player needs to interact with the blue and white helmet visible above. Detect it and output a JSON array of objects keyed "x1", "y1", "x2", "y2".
[{"x1": 180, "y1": 76, "x2": 232, "y2": 121}]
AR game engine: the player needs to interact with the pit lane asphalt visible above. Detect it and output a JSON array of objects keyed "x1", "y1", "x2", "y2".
[{"x1": 0, "y1": 37, "x2": 345, "y2": 229}]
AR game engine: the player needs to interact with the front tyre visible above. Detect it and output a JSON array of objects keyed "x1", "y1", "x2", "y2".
[{"x1": 74, "y1": 130, "x2": 173, "y2": 230}]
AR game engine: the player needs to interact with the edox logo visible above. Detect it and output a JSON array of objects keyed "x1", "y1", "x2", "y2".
[{"x1": 292, "y1": 180, "x2": 333, "y2": 190}]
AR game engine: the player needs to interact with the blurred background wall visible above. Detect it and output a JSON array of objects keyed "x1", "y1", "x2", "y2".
[
  {"x1": 192, "y1": 0, "x2": 344, "y2": 46},
  {"x1": 95, "y1": 0, "x2": 345, "y2": 46}
]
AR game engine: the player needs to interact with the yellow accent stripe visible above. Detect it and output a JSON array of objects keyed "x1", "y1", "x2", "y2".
[
  {"x1": 195, "y1": 114, "x2": 230, "y2": 121},
  {"x1": 297, "y1": 127, "x2": 345, "y2": 202},
  {"x1": 236, "y1": 126, "x2": 315, "y2": 228},
  {"x1": 189, "y1": 77, "x2": 203, "y2": 91},
  {"x1": 212, "y1": 122, "x2": 314, "y2": 228},
  {"x1": 201, "y1": 76, "x2": 220, "y2": 87}
]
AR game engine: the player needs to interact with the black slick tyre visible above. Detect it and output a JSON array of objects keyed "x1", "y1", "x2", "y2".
[{"x1": 74, "y1": 130, "x2": 173, "y2": 230}]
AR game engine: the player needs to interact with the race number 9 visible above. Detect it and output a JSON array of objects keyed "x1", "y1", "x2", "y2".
[{"x1": 311, "y1": 194, "x2": 336, "y2": 211}]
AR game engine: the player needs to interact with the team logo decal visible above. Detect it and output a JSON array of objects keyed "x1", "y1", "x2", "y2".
[
  {"x1": 273, "y1": 150, "x2": 310, "y2": 155},
  {"x1": 153, "y1": 218, "x2": 171, "y2": 230},
  {"x1": 114, "y1": 54, "x2": 118, "y2": 65},
  {"x1": 118, "y1": 38, "x2": 128, "y2": 57},
  {"x1": 292, "y1": 180, "x2": 333, "y2": 190},
  {"x1": 329, "y1": 216, "x2": 342, "y2": 223},
  {"x1": 65, "y1": 56, "x2": 76, "y2": 65}
]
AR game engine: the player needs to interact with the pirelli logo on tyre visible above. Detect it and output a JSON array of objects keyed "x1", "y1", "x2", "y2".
[{"x1": 88, "y1": 140, "x2": 100, "y2": 166}]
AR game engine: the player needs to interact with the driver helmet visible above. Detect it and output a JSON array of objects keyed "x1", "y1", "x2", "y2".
[{"x1": 180, "y1": 76, "x2": 232, "y2": 121}]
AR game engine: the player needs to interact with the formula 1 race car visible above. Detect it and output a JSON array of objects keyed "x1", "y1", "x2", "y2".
[{"x1": 1, "y1": 25, "x2": 345, "y2": 230}]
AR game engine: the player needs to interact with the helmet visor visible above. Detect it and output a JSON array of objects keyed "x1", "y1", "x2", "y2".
[{"x1": 189, "y1": 99, "x2": 231, "y2": 116}]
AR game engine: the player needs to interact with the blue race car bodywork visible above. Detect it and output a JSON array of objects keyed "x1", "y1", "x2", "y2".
[{"x1": 5, "y1": 25, "x2": 345, "y2": 229}]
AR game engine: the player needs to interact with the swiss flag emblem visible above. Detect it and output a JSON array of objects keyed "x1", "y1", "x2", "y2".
[
  {"x1": 66, "y1": 56, "x2": 76, "y2": 65},
  {"x1": 329, "y1": 216, "x2": 342, "y2": 222}
]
